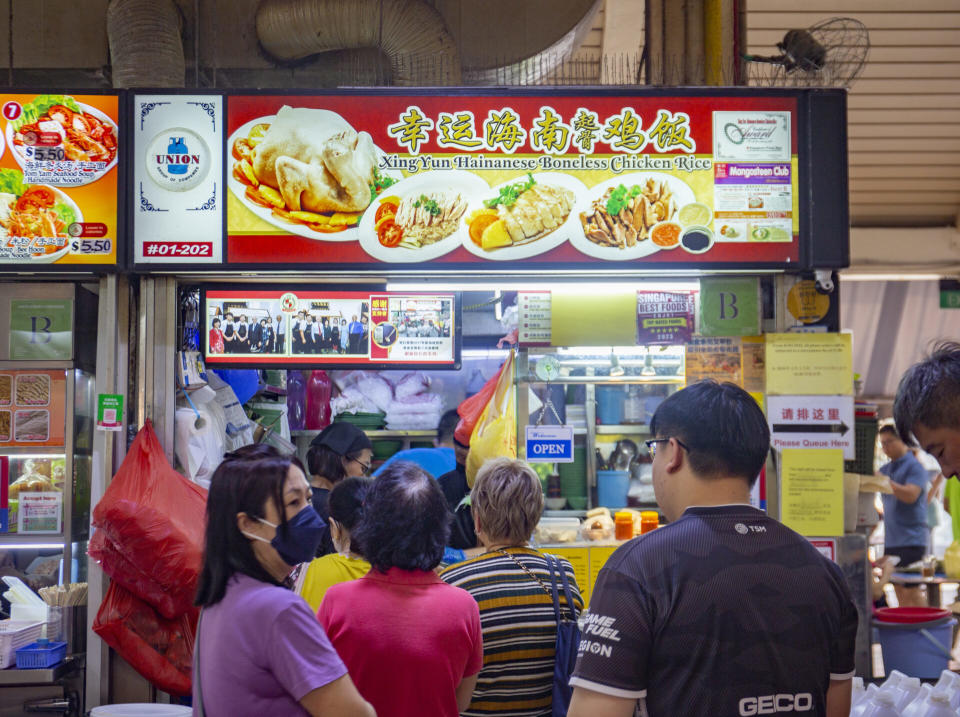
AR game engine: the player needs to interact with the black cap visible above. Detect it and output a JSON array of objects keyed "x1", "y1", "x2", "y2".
[{"x1": 310, "y1": 422, "x2": 372, "y2": 456}]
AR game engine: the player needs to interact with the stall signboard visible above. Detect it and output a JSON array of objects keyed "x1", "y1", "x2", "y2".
[
  {"x1": 132, "y1": 89, "x2": 849, "y2": 271},
  {"x1": 0, "y1": 92, "x2": 120, "y2": 268},
  {"x1": 684, "y1": 336, "x2": 742, "y2": 385},
  {"x1": 518, "y1": 292, "x2": 552, "y2": 347},
  {"x1": 9, "y1": 298, "x2": 73, "y2": 360},
  {"x1": 202, "y1": 287, "x2": 460, "y2": 369},
  {"x1": 18, "y1": 491, "x2": 62, "y2": 534},
  {"x1": 0, "y1": 370, "x2": 66, "y2": 447},
  {"x1": 133, "y1": 94, "x2": 223, "y2": 263}
]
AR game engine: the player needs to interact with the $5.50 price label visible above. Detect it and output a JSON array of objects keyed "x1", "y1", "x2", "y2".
[
  {"x1": 142, "y1": 241, "x2": 214, "y2": 258},
  {"x1": 71, "y1": 239, "x2": 112, "y2": 254}
]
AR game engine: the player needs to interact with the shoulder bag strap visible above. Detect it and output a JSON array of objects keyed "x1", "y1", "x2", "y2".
[
  {"x1": 194, "y1": 609, "x2": 206, "y2": 717},
  {"x1": 554, "y1": 557, "x2": 577, "y2": 621},
  {"x1": 545, "y1": 555, "x2": 565, "y2": 624}
]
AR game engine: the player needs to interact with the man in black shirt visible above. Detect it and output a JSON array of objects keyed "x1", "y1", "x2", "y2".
[
  {"x1": 436, "y1": 437, "x2": 478, "y2": 551},
  {"x1": 568, "y1": 380, "x2": 858, "y2": 717}
]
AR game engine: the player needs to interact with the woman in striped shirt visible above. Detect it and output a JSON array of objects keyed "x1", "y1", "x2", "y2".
[{"x1": 440, "y1": 457, "x2": 583, "y2": 717}]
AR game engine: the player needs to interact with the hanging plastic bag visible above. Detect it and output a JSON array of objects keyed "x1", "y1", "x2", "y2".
[
  {"x1": 89, "y1": 420, "x2": 207, "y2": 619},
  {"x1": 93, "y1": 581, "x2": 197, "y2": 696},
  {"x1": 176, "y1": 350, "x2": 208, "y2": 391},
  {"x1": 466, "y1": 351, "x2": 516, "y2": 488},
  {"x1": 455, "y1": 359, "x2": 510, "y2": 445}
]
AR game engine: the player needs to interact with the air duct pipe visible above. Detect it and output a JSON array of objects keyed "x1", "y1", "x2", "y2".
[
  {"x1": 256, "y1": 0, "x2": 461, "y2": 86},
  {"x1": 106, "y1": 0, "x2": 185, "y2": 88}
]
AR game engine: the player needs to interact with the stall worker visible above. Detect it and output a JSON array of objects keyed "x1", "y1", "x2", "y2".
[
  {"x1": 222, "y1": 312, "x2": 236, "y2": 353},
  {"x1": 193, "y1": 444, "x2": 374, "y2": 717},
  {"x1": 375, "y1": 409, "x2": 459, "y2": 479},
  {"x1": 298, "y1": 477, "x2": 372, "y2": 612},
  {"x1": 292, "y1": 310, "x2": 306, "y2": 354},
  {"x1": 567, "y1": 380, "x2": 858, "y2": 717},
  {"x1": 236, "y1": 314, "x2": 249, "y2": 353},
  {"x1": 440, "y1": 457, "x2": 583, "y2": 717},
  {"x1": 307, "y1": 422, "x2": 374, "y2": 557},
  {"x1": 331, "y1": 320, "x2": 341, "y2": 356},
  {"x1": 305, "y1": 314, "x2": 318, "y2": 354},
  {"x1": 895, "y1": 340, "x2": 960, "y2": 482},
  {"x1": 319, "y1": 462, "x2": 483, "y2": 717}
]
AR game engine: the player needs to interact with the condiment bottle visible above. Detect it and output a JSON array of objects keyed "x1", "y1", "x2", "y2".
[
  {"x1": 615, "y1": 511, "x2": 634, "y2": 541},
  {"x1": 640, "y1": 511, "x2": 659, "y2": 534}
]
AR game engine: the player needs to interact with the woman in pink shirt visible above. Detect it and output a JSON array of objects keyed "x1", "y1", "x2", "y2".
[
  {"x1": 319, "y1": 461, "x2": 483, "y2": 717},
  {"x1": 193, "y1": 444, "x2": 374, "y2": 717}
]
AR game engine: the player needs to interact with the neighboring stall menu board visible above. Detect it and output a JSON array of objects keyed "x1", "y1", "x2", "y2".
[
  {"x1": 0, "y1": 93, "x2": 120, "y2": 268},
  {"x1": 202, "y1": 287, "x2": 460, "y2": 369},
  {"x1": 0, "y1": 370, "x2": 66, "y2": 447},
  {"x1": 131, "y1": 89, "x2": 848, "y2": 271}
]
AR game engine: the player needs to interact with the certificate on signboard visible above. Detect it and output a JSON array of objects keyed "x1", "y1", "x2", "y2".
[{"x1": 18, "y1": 491, "x2": 62, "y2": 534}]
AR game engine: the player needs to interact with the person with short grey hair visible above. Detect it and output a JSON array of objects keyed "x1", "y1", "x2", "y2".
[{"x1": 440, "y1": 457, "x2": 583, "y2": 717}]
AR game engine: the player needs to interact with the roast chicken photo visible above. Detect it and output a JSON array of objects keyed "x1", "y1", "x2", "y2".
[{"x1": 232, "y1": 106, "x2": 392, "y2": 234}]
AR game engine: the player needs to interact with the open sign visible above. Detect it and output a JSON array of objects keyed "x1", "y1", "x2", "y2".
[{"x1": 525, "y1": 425, "x2": 574, "y2": 463}]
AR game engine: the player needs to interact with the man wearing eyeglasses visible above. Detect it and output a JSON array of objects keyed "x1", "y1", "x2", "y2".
[{"x1": 568, "y1": 380, "x2": 858, "y2": 717}]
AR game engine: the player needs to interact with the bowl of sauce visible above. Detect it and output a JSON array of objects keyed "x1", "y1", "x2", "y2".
[
  {"x1": 680, "y1": 225, "x2": 714, "y2": 254},
  {"x1": 650, "y1": 221, "x2": 682, "y2": 249}
]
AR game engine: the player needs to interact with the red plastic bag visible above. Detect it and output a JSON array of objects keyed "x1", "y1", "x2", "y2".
[
  {"x1": 89, "y1": 420, "x2": 207, "y2": 619},
  {"x1": 93, "y1": 581, "x2": 197, "y2": 696},
  {"x1": 455, "y1": 359, "x2": 510, "y2": 445}
]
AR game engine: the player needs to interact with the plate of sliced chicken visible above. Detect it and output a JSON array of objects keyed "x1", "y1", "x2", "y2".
[
  {"x1": 571, "y1": 173, "x2": 696, "y2": 260},
  {"x1": 461, "y1": 172, "x2": 583, "y2": 261},
  {"x1": 358, "y1": 170, "x2": 487, "y2": 263},
  {"x1": 228, "y1": 106, "x2": 400, "y2": 242}
]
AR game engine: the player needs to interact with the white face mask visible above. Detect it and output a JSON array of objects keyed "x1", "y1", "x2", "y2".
[{"x1": 241, "y1": 517, "x2": 277, "y2": 544}]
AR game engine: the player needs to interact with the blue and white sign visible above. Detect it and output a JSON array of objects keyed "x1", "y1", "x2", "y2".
[{"x1": 525, "y1": 425, "x2": 575, "y2": 463}]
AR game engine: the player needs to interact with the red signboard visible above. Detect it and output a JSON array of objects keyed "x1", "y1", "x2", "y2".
[{"x1": 224, "y1": 92, "x2": 801, "y2": 268}]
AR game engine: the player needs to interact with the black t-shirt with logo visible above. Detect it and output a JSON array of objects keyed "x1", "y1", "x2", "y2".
[{"x1": 570, "y1": 505, "x2": 858, "y2": 716}]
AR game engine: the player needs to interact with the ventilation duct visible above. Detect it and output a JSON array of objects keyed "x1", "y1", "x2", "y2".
[
  {"x1": 106, "y1": 0, "x2": 185, "y2": 88},
  {"x1": 256, "y1": 0, "x2": 461, "y2": 86}
]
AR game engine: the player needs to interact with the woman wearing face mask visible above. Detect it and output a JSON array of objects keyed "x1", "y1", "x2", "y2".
[
  {"x1": 194, "y1": 444, "x2": 374, "y2": 717},
  {"x1": 298, "y1": 477, "x2": 373, "y2": 613},
  {"x1": 306, "y1": 422, "x2": 373, "y2": 557}
]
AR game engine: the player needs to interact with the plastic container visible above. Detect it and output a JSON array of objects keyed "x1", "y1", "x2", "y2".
[
  {"x1": 596, "y1": 386, "x2": 625, "y2": 425},
  {"x1": 534, "y1": 517, "x2": 582, "y2": 544},
  {"x1": 859, "y1": 691, "x2": 902, "y2": 717},
  {"x1": 305, "y1": 370, "x2": 332, "y2": 430},
  {"x1": 615, "y1": 511, "x2": 634, "y2": 540},
  {"x1": 902, "y1": 683, "x2": 933, "y2": 717},
  {"x1": 640, "y1": 511, "x2": 659, "y2": 534},
  {"x1": 921, "y1": 691, "x2": 956, "y2": 717},
  {"x1": 875, "y1": 613, "x2": 956, "y2": 678},
  {"x1": 15, "y1": 639, "x2": 67, "y2": 668},
  {"x1": 0, "y1": 621, "x2": 43, "y2": 669},
  {"x1": 597, "y1": 470, "x2": 629, "y2": 509},
  {"x1": 876, "y1": 607, "x2": 952, "y2": 624},
  {"x1": 285, "y1": 371, "x2": 306, "y2": 431}
]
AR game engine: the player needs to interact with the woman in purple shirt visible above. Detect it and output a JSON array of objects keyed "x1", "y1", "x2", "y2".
[{"x1": 193, "y1": 444, "x2": 374, "y2": 717}]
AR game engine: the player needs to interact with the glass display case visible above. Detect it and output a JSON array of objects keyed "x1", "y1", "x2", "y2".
[
  {"x1": 516, "y1": 347, "x2": 685, "y2": 512},
  {"x1": 0, "y1": 367, "x2": 94, "y2": 603}
]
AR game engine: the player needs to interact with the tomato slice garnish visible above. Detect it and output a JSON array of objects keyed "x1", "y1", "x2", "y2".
[
  {"x1": 375, "y1": 201, "x2": 399, "y2": 224},
  {"x1": 377, "y1": 218, "x2": 403, "y2": 248}
]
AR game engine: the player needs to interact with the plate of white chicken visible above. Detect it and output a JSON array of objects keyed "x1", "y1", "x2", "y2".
[
  {"x1": 571, "y1": 173, "x2": 696, "y2": 260},
  {"x1": 227, "y1": 106, "x2": 400, "y2": 242},
  {"x1": 357, "y1": 170, "x2": 487, "y2": 263},
  {"x1": 460, "y1": 172, "x2": 584, "y2": 261}
]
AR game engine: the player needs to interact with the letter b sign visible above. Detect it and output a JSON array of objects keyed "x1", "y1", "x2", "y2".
[{"x1": 699, "y1": 278, "x2": 760, "y2": 336}]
